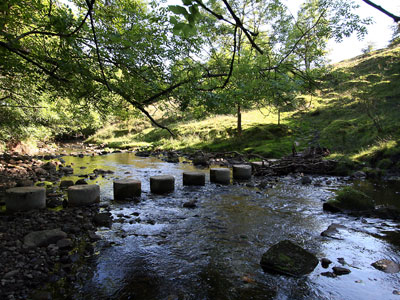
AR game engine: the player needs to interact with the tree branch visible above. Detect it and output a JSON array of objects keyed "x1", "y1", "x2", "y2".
[
  {"x1": 13, "y1": 0, "x2": 95, "y2": 42},
  {"x1": 362, "y1": 0, "x2": 400, "y2": 23},
  {"x1": 221, "y1": 0, "x2": 263, "y2": 54}
]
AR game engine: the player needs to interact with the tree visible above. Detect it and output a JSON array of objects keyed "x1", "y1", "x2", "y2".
[
  {"x1": 169, "y1": 0, "x2": 372, "y2": 133},
  {"x1": 0, "y1": 0, "x2": 376, "y2": 141}
]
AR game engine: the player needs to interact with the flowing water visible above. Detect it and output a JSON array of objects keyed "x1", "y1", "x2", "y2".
[{"x1": 57, "y1": 152, "x2": 400, "y2": 300}]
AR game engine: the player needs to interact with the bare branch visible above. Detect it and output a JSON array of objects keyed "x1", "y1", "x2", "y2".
[{"x1": 362, "y1": 0, "x2": 400, "y2": 23}]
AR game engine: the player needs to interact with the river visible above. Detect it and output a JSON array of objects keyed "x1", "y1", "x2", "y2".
[{"x1": 56, "y1": 152, "x2": 400, "y2": 300}]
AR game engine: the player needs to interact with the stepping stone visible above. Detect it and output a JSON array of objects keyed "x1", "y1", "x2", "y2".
[
  {"x1": 183, "y1": 172, "x2": 206, "y2": 186},
  {"x1": 113, "y1": 179, "x2": 141, "y2": 200},
  {"x1": 210, "y1": 168, "x2": 231, "y2": 185},
  {"x1": 150, "y1": 175, "x2": 175, "y2": 194},
  {"x1": 233, "y1": 164, "x2": 252, "y2": 180},
  {"x1": 67, "y1": 184, "x2": 100, "y2": 207},
  {"x1": 6, "y1": 186, "x2": 46, "y2": 212}
]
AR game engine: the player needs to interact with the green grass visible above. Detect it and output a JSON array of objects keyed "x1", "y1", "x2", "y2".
[{"x1": 87, "y1": 45, "x2": 400, "y2": 166}]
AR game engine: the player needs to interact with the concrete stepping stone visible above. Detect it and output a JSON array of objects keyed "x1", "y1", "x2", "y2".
[
  {"x1": 6, "y1": 186, "x2": 46, "y2": 212},
  {"x1": 210, "y1": 168, "x2": 231, "y2": 185},
  {"x1": 183, "y1": 172, "x2": 206, "y2": 186},
  {"x1": 150, "y1": 175, "x2": 175, "y2": 194},
  {"x1": 67, "y1": 184, "x2": 100, "y2": 207},
  {"x1": 113, "y1": 179, "x2": 141, "y2": 200},
  {"x1": 233, "y1": 164, "x2": 252, "y2": 180}
]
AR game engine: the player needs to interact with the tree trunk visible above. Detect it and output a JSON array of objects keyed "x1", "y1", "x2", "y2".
[
  {"x1": 278, "y1": 108, "x2": 281, "y2": 125},
  {"x1": 237, "y1": 103, "x2": 242, "y2": 136}
]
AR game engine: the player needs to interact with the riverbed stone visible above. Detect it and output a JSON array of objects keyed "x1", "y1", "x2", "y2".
[
  {"x1": 260, "y1": 240, "x2": 319, "y2": 276},
  {"x1": 332, "y1": 266, "x2": 351, "y2": 275},
  {"x1": 210, "y1": 168, "x2": 231, "y2": 185},
  {"x1": 5, "y1": 186, "x2": 46, "y2": 212},
  {"x1": 371, "y1": 259, "x2": 400, "y2": 273},
  {"x1": 93, "y1": 212, "x2": 113, "y2": 227},
  {"x1": 232, "y1": 164, "x2": 252, "y2": 180},
  {"x1": 150, "y1": 175, "x2": 175, "y2": 194},
  {"x1": 23, "y1": 228, "x2": 67, "y2": 248},
  {"x1": 183, "y1": 172, "x2": 206, "y2": 186},
  {"x1": 60, "y1": 180, "x2": 74, "y2": 189},
  {"x1": 67, "y1": 184, "x2": 100, "y2": 207},
  {"x1": 113, "y1": 179, "x2": 141, "y2": 200}
]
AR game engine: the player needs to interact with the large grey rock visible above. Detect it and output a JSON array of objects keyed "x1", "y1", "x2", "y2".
[
  {"x1": 113, "y1": 179, "x2": 141, "y2": 200},
  {"x1": 150, "y1": 175, "x2": 175, "y2": 194},
  {"x1": 210, "y1": 168, "x2": 230, "y2": 185},
  {"x1": 67, "y1": 184, "x2": 100, "y2": 207},
  {"x1": 260, "y1": 240, "x2": 319, "y2": 276},
  {"x1": 183, "y1": 172, "x2": 206, "y2": 186},
  {"x1": 6, "y1": 186, "x2": 46, "y2": 212},
  {"x1": 232, "y1": 164, "x2": 252, "y2": 180},
  {"x1": 23, "y1": 228, "x2": 67, "y2": 248}
]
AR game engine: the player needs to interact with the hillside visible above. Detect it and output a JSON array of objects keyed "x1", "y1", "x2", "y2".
[{"x1": 87, "y1": 45, "x2": 400, "y2": 172}]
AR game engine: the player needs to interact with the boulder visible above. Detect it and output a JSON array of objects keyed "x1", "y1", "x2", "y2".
[
  {"x1": 371, "y1": 259, "x2": 400, "y2": 273},
  {"x1": 232, "y1": 164, "x2": 252, "y2": 180},
  {"x1": 183, "y1": 172, "x2": 206, "y2": 186},
  {"x1": 150, "y1": 175, "x2": 175, "y2": 194},
  {"x1": 113, "y1": 179, "x2": 141, "y2": 200},
  {"x1": 192, "y1": 153, "x2": 209, "y2": 166},
  {"x1": 324, "y1": 186, "x2": 374, "y2": 212},
  {"x1": 260, "y1": 240, "x2": 319, "y2": 276},
  {"x1": 23, "y1": 228, "x2": 67, "y2": 248},
  {"x1": 67, "y1": 184, "x2": 100, "y2": 207},
  {"x1": 6, "y1": 186, "x2": 46, "y2": 212},
  {"x1": 332, "y1": 267, "x2": 351, "y2": 275},
  {"x1": 210, "y1": 168, "x2": 230, "y2": 185}
]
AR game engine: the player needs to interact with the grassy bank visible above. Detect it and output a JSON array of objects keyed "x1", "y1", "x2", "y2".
[{"x1": 87, "y1": 45, "x2": 400, "y2": 170}]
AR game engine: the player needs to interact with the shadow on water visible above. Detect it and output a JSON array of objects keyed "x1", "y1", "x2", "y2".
[{"x1": 56, "y1": 152, "x2": 400, "y2": 300}]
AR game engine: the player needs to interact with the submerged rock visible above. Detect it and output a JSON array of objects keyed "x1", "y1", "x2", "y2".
[{"x1": 260, "y1": 240, "x2": 319, "y2": 276}]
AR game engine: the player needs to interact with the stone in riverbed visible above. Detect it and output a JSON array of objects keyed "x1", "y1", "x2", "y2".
[
  {"x1": 6, "y1": 186, "x2": 46, "y2": 212},
  {"x1": 60, "y1": 180, "x2": 74, "y2": 189},
  {"x1": 113, "y1": 179, "x2": 141, "y2": 200},
  {"x1": 67, "y1": 184, "x2": 100, "y2": 207},
  {"x1": 232, "y1": 164, "x2": 252, "y2": 180},
  {"x1": 150, "y1": 175, "x2": 175, "y2": 194},
  {"x1": 93, "y1": 212, "x2": 113, "y2": 227},
  {"x1": 23, "y1": 228, "x2": 67, "y2": 248},
  {"x1": 260, "y1": 240, "x2": 319, "y2": 276},
  {"x1": 183, "y1": 172, "x2": 206, "y2": 186},
  {"x1": 332, "y1": 266, "x2": 351, "y2": 275},
  {"x1": 371, "y1": 259, "x2": 400, "y2": 273},
  {"x1": 210, "y1": 168, "x2": 230, "y2": 185}
]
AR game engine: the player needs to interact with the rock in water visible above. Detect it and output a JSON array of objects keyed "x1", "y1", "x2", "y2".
[
  {"x1": 260, "y1": 240, "x2": 319, "y2": 276},
  {"x1": 372, "y1": 259, "x2": 400, "y2": 273}
]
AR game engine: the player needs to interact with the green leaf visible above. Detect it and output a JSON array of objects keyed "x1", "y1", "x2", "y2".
[
  {"x1": 168, "y1": 5, "x2": 189, "y2": 17},
  {"x1": 182, "y1": 0, "x2": 193, "y2": 5}
]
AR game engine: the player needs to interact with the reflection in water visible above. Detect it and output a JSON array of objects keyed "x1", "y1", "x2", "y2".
[{"x1": 57, "y1": 153, "x2": 400, "y2": 300}]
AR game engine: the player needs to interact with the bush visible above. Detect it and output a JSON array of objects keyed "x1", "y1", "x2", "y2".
[{"x1": 376, "y1": 158, "x2": 393, "y2": 169}]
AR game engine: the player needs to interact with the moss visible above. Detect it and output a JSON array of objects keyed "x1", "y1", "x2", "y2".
[{"x1": 332, "y1": 186, "x2": 374, "y2": 211}]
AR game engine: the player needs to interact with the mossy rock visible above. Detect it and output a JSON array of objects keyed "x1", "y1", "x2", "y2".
[
  {"x1": 326, "y1": 186, "x2": 374, "y2": 211},
  {"x1": 260, "y1": 240, "x2": 319, "y2": 276}
]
